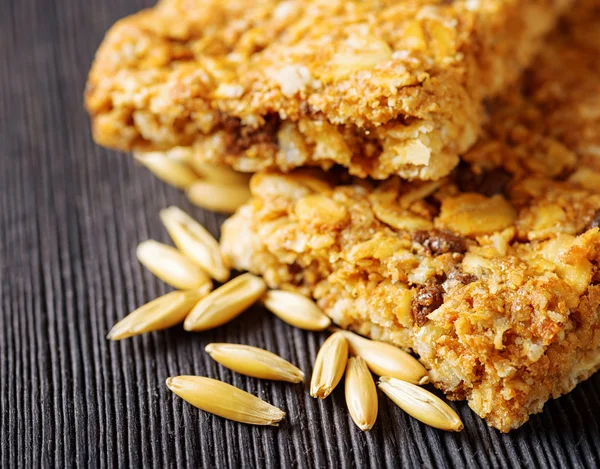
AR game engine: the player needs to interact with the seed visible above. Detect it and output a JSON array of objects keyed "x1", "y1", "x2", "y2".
[
  {"x1": 263, "y1": 290, "x2": 331, "y2": 331},
  {"x1": 186, "y1": 180, "x2": 252, "y2": 214},
  {"x1": 160, "y1": 206, "x2": 230, "y2": 282},
  {"x1": 310, "y1": 332, "x2": 348, "y2": 399},
  {"x1": 345, "y1": 357, "x2": 378, "y2": 431},
  {"x1": 166, "y1": 376, "x2": 285, "y2": 426},
  {"x1": 338, "y1": 330, "x2": 429, "y2": 384},
  {"x1": 378, "y1": 377, "x2": 463, "y2": 431},
  {"x1": 136, "y1": 240, "x2": 212, "y2": 290},
  {"x1": 107, "y1": 287, "x2": 211, "y2": 340},
  {"x1": 134, "y1": 151, "x2": 198, "y2": 189},
  {"x1": 191, "y1": 160, "x2": 251, "y2": 185},
  {"x1": 205, "y1": 343, "x2": 304, "y2": 383},
  {"x1": 163, "y1": 146, "x2": 194, "y2": 164},
  {"x1": 184, "y1": 273, "x2": 266, "y2": 331}
]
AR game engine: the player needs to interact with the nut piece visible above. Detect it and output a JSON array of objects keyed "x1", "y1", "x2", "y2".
[
  {"x1": 322, "y1": 36, "x2": 393, "y2": 81},
  {"x1": 370, "y1": 179, "x2": 438, "y2": 232},
  {"x1": 379, "y1": 137, "x2": 433, "y2": 169},
  {"x1": 569, "y1": 168, "x2": 600, "y2": 191},
  {"x1": 345, "y1": 357, "x2": 378, "y2": 431},
  {"x1": 540, "y1": 234, "x2": 593, "y2": 295},
  {"x1": 436, "y1": 193, "x2": 516, "y2": 236},
  {"x1": 134, "y1": 151, "x2": 198, "y2": 189},
  {"x1": 339, "y1": 330, "x2": 429, "y2": 384},
  {"x1": 136, "y1": 240, "x2": 212, "y2": 290},
  {"x1": 294, "y1": 194, "x2": 348, "y2": 227},
  {"x1": 187, "y1": 180, "x2": 252, "y2": 214},
  {"x1": 401, "y1": 20, "x2": 427, "y2": 51},
  {"x1": 249, "y1": 171, "x2": 331, "y2": 201},
  {"x1": 373, "y1": 207, "x2": 434, "y2": 232},
  {"x1": 310, "y1": 332, "x2": 349, "y2": 399},
  {"x1": 525, "y1": 203, "x2": 568, "y2": 240},
  {"x1": 107, "y1": 287, "x2": 211, "y2": 340},
  {"x1": 378, "y1": 377, "x2": 463, "y2": 432},
  {"x1": 160, "y1": 206, "x2": 230, "y2": 282},
  {"x1": 263, "y1": 290, "x2": 332, "y2": 331},
  {"x1": 205, "y1": 343, "x2": 304, "y2": 383},
  {"x1": 428, "y1": 22, "x2": 457, "y2": 60},
  {"x1": 166, "y1": 376, "x2": 285, "y2": 426},
  {"x1": 184, "y1": 273, "x2": 267, "y2": 331}
]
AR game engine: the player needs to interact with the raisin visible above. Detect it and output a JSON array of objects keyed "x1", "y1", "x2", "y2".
[
  {"x1": 413, "y1": 230, "x2": 467, "y2": 255},
  {"x1": 447, "y1": 268, "x2": 477, "y2": 285},
  {"x1": 238, "y1": 115, "x2": 279, "y2": 146},
  {"x1": 454, "y1": 163, "x2": 511, "y2": 197},
  {"x1": 222, "y1": 116, "x2": 241, "y2": 134},
  {"x1": 570, "y1": 309, "x2": 583, "y2": 329},
  {"x1": 477, "y1": 168, "x2": 512, "y2": 197},
  {"x1": 454, "y1": 163, "x2": 479, "y2": 193},
  {"x1": 412, "y1": 282, "x2": 444, "y2": 326},
  {"x1": 482, "y1": 98, "x2": 493, "y2": 115}
]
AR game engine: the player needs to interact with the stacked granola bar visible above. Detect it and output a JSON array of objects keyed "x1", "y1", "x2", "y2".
[
  {"x1": 86, "y1": 0, "x2": 571, "y2": 180},
  {"x1": 86, "y1": 0, "x2": 600, "y2": 432}
]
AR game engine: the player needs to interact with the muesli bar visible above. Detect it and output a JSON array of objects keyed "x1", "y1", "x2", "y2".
[
  {"x1": 220, "y1": 3, "x2": 600, "y2": 432},
  {"x1": 86, "y1": 0, "x2": 570, "y2": 180}
]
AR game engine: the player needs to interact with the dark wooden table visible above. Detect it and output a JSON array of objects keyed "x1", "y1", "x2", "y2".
[{"x1": 2, "y1": 1, "x2": 600, "y2": 467}]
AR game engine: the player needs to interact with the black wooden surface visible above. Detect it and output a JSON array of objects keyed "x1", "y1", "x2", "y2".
[{"x1": 2, "y1": 1, "x2": 600, "y2": 468}]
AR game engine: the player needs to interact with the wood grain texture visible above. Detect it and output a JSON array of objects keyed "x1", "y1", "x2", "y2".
[{"x1": 1, "y1": 1, "x2": 600, "y2": 468}]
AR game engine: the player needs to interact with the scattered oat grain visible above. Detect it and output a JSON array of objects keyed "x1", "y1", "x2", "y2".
[
  {"x1": 263, "y1": 290, "x2": 331, "y2": 331},
  {"x1": 107, "y1": 287, "x2": 211, "y2": 340},
  {"x1": 345, "y1": 357, "x2": 378, "y2": 431},
  {"x1": 379, "y1": 376, "x2": 463, "y2": 431},
  {"x1": 186, "y1": 180, "x2": 251, "y2": 213},
  {"x1": 136, "y1": 240, "x2": 212, "y2": 290},
  {"x1": 184, "y1": 273, "x2": 266, "y2": 331},
  {"x1": 310, "y1": 332, "x2": 348, "y2": 399},
  {"x1": 166, "y1": 376, "x2": 285, "y2": 426},
  {"x1": 338, "y1": 330, "x2": 429, "y2": 384},
  {"x1": 206, "y1": 343, "x2": 304, "y2": 383},
  {"x1": 160, "y1": 206, "x2": 230, "y2": 282},
  {"x1": 134, "y1": 151, "x2": 198, "y2": 189}
]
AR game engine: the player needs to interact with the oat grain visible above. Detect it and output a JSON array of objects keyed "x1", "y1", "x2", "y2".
[{"x1": 166, "y1": 376, "x2": 285, "y2": 426}]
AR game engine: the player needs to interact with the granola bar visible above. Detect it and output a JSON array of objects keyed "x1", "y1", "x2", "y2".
[
  {"x1": 85, "y1": 0, "x2": 570, "y2": 180},
  {"x1": 220, "y1": 3, "x2": 600, "y2": 432}
]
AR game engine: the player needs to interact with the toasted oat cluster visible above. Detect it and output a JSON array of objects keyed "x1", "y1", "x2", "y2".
[
  {"x1": 85, "y1": 0, "x2": 570, "y2": 180},
  {"x1": 220, "y1": 4, "x2": 600, "y2": 432}
]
